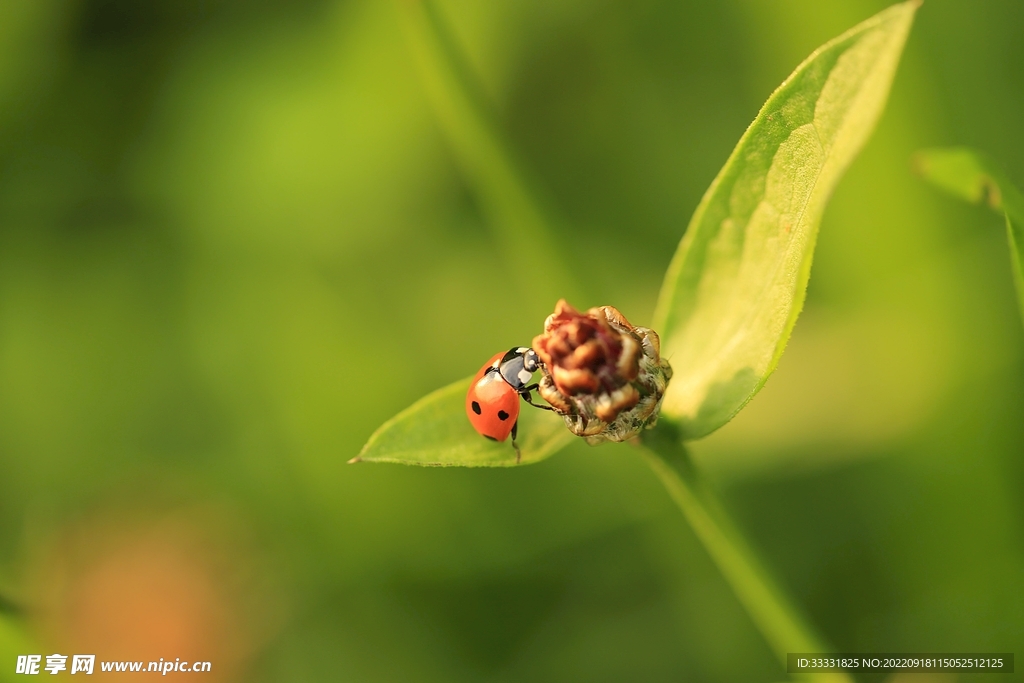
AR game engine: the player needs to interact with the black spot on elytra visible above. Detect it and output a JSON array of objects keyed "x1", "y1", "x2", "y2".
[
  {"x1": 472, "y1": 401, "x2": 482, "y2": 415},
  {"x1": 497, "y1": 410, "x2": 510, "y2": 421},
  {"x1": 484, "y1": 435, "x2": 498, "y2": 441}
]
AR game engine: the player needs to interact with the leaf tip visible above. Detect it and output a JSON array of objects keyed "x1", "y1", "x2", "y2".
[
  {"x1": 879, "y1": 0, "x2": 922, "y2": 30},
  {"x1": 347, "y1": 456, "x2": 363, "y2": 465}
]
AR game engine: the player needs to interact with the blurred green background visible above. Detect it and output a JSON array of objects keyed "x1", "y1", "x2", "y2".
[{"x1": 1, "y1": 0, "x2": 1022, "y2": 681}]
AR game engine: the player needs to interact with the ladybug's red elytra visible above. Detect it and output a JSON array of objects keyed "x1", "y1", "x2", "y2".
[{"x1": 466, "y1": 347, "x2": 552, "y2": 462}]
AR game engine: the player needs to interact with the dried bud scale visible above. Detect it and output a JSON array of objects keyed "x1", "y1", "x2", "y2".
[{"x1": 532, "y1": 300, "x2": 673, "y2": 445}]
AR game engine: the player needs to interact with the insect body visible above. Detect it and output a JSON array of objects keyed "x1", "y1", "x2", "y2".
[{"x1": 466, "y1": 347, "x2": 551, "y2": 460}]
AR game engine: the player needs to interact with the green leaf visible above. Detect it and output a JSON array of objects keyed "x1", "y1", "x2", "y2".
[
  {"x1": 914, "y1": 147, "x2": 1024, "y2": 326},
  {"x1": 653, "y1": 1, "x2": 919, "y2": 440},
  {"x1": 355, "y1": 377, "x2": 575, "y2": 467}
]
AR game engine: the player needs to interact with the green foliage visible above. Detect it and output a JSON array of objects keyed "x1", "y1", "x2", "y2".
[
  {"x1": 915, "y1": 147, "x2": 1024, "y2": 325},
  {"x1": 654, "y1": 1, "x2": 919, "y2": 439},
  {"x1": 359, "y1": 1, "x2": 919, "y2": 464},
  {"x1": 2, "y1": 0, "x2": 1022, "y2": 680}
]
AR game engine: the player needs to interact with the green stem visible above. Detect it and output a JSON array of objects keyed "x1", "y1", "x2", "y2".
[
  {"x1": 395, "y1": 0, "x2": 580, "y2": 300},
  {"x1": 640, "y1": 425, "x2": 851, "y2": 683}
]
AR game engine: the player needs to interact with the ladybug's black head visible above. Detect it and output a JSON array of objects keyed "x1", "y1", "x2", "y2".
[{"x1": 498, "y1": 347, "x2": 541, "y2": 390}]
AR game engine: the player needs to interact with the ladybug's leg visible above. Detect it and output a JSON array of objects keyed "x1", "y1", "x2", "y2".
[
  {"x1": 511, "y1": 420, "x2": 521, "y2": 464},
  {"x1": 519, "y1": 385, "x2": 554, "y2": 411},
  {"x1": 522, "y1": 393, "x2": 552, "y2": 411}
]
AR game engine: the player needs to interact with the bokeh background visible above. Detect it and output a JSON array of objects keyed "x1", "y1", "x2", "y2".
[{"x1": 1, "y1": 0, "x2": 1022, "y2": 681}]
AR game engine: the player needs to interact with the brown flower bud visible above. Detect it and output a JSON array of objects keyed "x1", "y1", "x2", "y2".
[{"x1": 532, "y1": 300, "x2": 673, "y2": 444}]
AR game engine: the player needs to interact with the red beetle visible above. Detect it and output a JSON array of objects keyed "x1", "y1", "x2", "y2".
[{"x1": 466, "y1": 347, "x2": 551, "y2": 461}]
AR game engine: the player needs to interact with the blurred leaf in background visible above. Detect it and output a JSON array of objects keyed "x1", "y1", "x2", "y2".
[
  {"x1": 0, "y1": 1, "x2": 1022, "y2": 682},
  {"x1": 915, "y1": 147, "x2": 1024, "y2": 326}
]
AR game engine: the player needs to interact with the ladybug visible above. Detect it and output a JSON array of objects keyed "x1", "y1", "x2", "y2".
[{"x1": 466, "y1": 347, "x2": 552, "y2": 461}]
